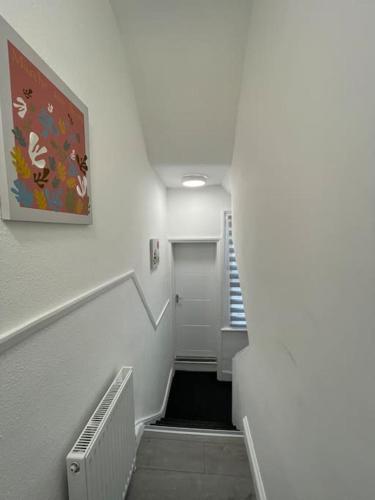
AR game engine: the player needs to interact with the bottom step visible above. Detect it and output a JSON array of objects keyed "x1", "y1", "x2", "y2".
[
  {"x1": 153, "y1": 417, "x2": 237, "y2": 431},
  {"x1": 145, "y1": 424, "x2": 243, "y2": 438}
]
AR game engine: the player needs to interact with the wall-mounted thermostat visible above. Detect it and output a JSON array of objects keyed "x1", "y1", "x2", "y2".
[{"x1": 150, "y1": 239, "x2": 160, "y2": 270}]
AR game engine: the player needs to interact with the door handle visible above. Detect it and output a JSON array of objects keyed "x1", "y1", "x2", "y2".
[{"x1": 175, "y1": 294, "x2": 181, "y2": 304}]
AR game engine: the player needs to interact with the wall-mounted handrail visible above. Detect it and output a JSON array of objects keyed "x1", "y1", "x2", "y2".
[{"x1": 0, "y1": 270, "x2": 170, "y2": 355}]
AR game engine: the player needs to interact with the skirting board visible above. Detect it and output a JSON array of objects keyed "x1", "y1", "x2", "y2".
[
  {"x1": 243, "y1": 416, "x2": 267, "y2": 500},
  {"x1": 134, "y1": 366, "x2": 175, "y2": 449}
]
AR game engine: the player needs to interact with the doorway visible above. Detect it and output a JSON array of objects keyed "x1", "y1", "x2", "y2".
[
  {"x1": 172, "y1": 241, "x2": 220, "y2": 360},
  {"x1": 160, "y1": 239, "x2": 237, "y2": 431}
]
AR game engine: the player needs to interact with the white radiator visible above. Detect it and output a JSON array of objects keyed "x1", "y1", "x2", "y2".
[{"x1": 66, "y1": 367, "x2": 136, "y2": 500}]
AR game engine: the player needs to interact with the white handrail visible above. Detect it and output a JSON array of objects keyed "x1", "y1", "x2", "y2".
[{"x1": 0, "y1": 270, "x2": 170, "y2": 354}]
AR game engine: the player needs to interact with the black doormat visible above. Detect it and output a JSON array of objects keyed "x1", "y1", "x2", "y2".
[{"x1": 153, "y1": 371, "x2": 236, "y2": 430}]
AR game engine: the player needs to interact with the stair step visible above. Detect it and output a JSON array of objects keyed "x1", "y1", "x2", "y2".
[
  {"x1": 153, "y1": 418, "x2": 237, "y2": 431},
  {"x1": 144, "y1": 424, "x2": 243, "y2": 439},
  {"x1": 175, "y1": 356, "x2": 217, "y2": 363}
]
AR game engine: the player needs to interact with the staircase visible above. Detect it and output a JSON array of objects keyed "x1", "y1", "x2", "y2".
[
  {"x1": 152, "y1": 370, "x2": 238, "y2": 431},
  {"x1": 127, "y1": 370, "x2": 251, "y2": 498}
]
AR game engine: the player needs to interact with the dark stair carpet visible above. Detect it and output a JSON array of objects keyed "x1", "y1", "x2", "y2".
[{"x1": 153, "y1": 371, "x2": 237, "y2": 431}]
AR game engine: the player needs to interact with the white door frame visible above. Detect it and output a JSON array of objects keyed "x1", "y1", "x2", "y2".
[{"x1": 168, "y1": 237, "x2": 223, "y2": 364}]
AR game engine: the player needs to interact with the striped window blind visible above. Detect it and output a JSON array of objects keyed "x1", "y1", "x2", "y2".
[{"x1": 225, "y1": 212, "x2": 247, "y2": 328}]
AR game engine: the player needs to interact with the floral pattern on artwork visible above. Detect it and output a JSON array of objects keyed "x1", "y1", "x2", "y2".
[{"x1": 8, "y1": 42, "x2": 90, "y2": 215}]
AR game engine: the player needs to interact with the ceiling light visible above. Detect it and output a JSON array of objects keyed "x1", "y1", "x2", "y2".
[{"x1": 182, "y1": 174, "x2": 208, "y2": 188}]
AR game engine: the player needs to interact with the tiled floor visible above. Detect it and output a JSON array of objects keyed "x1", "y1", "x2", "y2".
[{"x1": 126, "y1": 430, "x2": 255, "y2": 500}]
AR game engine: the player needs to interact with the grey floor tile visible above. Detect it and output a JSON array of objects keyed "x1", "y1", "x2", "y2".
[
  {"x1": 204, "y1": 442, "x2": 252, "y2": 478},
  {"x1": 197, "y1": 473, "x2": 255, "y2": 500},
  {"x1": 137, "y1": 437, "x2": 205, "y2": 473},
  {"x1": 126, "y1": 468, "x2": 201, "y2": 500},
  {"x1": 126, "y1": 468, "x2": 255, "y2": 500},
  {"x1": 129, "y1": 433, "x2": 255, "y2": 500}
]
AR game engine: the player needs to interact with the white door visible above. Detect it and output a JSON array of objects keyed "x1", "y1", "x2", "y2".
[{"x1": 173, "y1": 242, "x2": 219, "y2": 359}]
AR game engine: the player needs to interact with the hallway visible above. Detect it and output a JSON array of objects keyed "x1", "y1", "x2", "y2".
[
  {"x1": 1, "y1": 1, "x2": 375, "y2": 500},
  {"x1": 127, "y1": 429, "x2": 254, "y2": 500}
]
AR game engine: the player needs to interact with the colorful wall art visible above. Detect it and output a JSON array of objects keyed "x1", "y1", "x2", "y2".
[{"x1": 0, "y1": 16, "x2": 92, "y2": 223}]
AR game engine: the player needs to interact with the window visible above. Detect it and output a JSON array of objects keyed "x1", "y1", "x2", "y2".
[{"x1": 224, "y1": 211, "x2": 247, "y2": 328}]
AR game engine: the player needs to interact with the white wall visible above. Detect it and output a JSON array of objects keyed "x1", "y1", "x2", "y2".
[
  {"x1": 231, "y1": 2, "x2": 375, "y2": 500},
  {"x1": 0, "y1": 280, "x2": 174, "y2": 500},
  {"x1": 167, "y1": 185, "x2": 231, "y2": 238},
  {"x1": 0, "y1": 2, "x2": 174, "y2": 499}
]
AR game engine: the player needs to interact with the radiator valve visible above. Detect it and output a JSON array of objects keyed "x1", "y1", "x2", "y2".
[{"x1": 69, "y1": 462, "x2": 80, "y2": 474}]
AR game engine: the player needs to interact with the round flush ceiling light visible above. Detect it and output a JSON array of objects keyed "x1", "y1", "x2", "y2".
[{"x1": 181, "y1": 174, "x2": 208, "y2": 188}]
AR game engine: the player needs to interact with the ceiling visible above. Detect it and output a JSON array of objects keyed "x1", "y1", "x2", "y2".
[
  {"x1": 154, "y1": 164, "x2": 229, "y2": 189},
  {"x1": 111, "y1": 0, "x2": 251, "y2": 187}
]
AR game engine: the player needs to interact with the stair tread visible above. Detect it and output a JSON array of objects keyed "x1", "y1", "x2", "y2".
[{"x1": 153, "y1": 417, "x2": 237, "y2": 431}]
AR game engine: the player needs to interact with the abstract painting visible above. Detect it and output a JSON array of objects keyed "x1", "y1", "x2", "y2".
[{"x1": 0, "y1": 16, "x2": 92, "y2": 223}]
